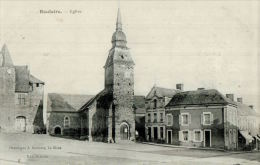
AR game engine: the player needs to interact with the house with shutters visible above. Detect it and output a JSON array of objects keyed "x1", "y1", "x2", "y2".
[
  {"x1": 0, "y1": 44, "x2": 45, "y2": 133},
  {"x1": 145, "y1": 84, "x2": 182, "y2": 142},
  {"x1": 165, "y1": 89, "x2": 239, "y2": 150}
]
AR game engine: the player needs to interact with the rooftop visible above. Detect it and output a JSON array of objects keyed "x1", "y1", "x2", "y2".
[{"x1": 166, "y1": 89, "x2": 236, "y2": 107}]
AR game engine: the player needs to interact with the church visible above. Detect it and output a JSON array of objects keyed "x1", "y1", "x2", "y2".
[
  {"x1": 0, "y1": 44, "x2": 45, "y2": 133},
  {"x1": 47, "y1": 8, "x2": 140, "y2": 142}
]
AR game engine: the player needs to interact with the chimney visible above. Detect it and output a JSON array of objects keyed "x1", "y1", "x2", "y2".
[
  {"x1": 197, "y1": 88, "x2": 205, "y2": 90},
  {"x1": 226, "y1": 94, "x2": 234, "y2": 101},
  {"x1": 249, "y1": 105, "x2": 254, "y2": 109},
  {"x1": 176, "y1": 84, "x2": 184, "y2": 91},
  {"x1": 237, "y1": 97, "x2": 243, "y2": 103}
]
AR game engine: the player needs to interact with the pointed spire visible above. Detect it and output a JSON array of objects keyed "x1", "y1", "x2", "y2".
[
  {"x1": 116, "y1": 8, "x2": 122, "y2": 31},
  {"x1": 1, "y1": 44, "x2": 14, "y2": 67}
]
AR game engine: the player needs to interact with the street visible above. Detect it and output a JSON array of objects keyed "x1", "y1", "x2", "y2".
[{"x1": 0, "y1": 133, "x2": 259, "y2": 165}]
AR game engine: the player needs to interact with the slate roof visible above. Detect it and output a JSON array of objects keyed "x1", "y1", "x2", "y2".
[
  {"x1": 29, "y1": 74, "x2": 44, "y2": 84},
  {"x1": 15, "y1": 66, "x2": 30, "y2": 92},
  {"x1": 166, "y1": 89, "x2": 236, "y2": 107},
  {"x1": 146, "y1": 86, "x2": 180, "y2": 99},
  {"x1": 79, "y1": 89, "x2": 113, "y2": 112},
  {"x1": 14, "y1": 66, "x2": 44, "y2": 92},
  {"x1": 236, "y1": 102, "x2": 258, "y2": 116},
  {"x1": 0, "y1": 44, "x2": 13, "y2": 67},
  {"x1": 48, "y1": 93, "x2": 94, "y2": 112},
  {"x1": 133, "y1": 95, "x2": 145, "y2": 114}
]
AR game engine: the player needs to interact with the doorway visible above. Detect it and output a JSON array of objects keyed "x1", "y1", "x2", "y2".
[
  {"x1": 15, "y1": 116, "x2": 26, "y2": 132},
  {"x1": 167, "y1": 130, "x2": 172, "y2": 144},
  {"x1": 154, "y1": 127, "x2": 158, "y2": 140},
  {"x1": 204, "y1": 130, "x2": 211, "y2": 147},
  {"x1": 120, "y1": 123, "x2": 129, "y2": 140},
  {"x1": 148, "y1": 127, "x2": 151, "y2": 141},
  {"x1": 54, "y1": 127, "x2": 61, "y2": 135}
]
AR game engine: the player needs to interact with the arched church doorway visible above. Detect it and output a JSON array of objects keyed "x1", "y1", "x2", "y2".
[
  {"x1": 54, "y1": 126, "x2": 61, "y2": 135},
  {"x1": 120, "y1": 122, "x2": 129, "y2": 140},
  {"x1": 15, "y1": 116, "x2": 26, "y2": 132}
]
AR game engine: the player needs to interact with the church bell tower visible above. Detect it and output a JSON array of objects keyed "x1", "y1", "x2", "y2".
[{"x1": 104, "y1": 8, "x2": 135, "y2": 142}]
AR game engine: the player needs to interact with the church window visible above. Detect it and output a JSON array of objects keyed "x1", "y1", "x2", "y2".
[
  {"x1": 117, "y1": 83, "x2": 120, "y2": 86},
  {"x1": 64, "y1": 116, "x2": 70, "y2": 128},
  {"x1": 129, "y1": 83, "x2": 131, "y2": 86}
]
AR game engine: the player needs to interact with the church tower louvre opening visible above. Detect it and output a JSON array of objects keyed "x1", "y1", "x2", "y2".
[{"x1": 104, "y1": 8, "x2": 135, "y2": 142}]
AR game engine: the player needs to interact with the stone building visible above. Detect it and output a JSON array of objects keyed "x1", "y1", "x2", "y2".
[
  {"x1": 165, "y1": 89, "x2": 238, "y2": 150},
  {"x1": 47, "y1": 93, "x2": 145, "y2": 141},
  {"x1": 47, "y1": 9, "x2": 139, "y2": 143},
  {"x1": 47, "y1": 93, "x2": 93, "y2": 139},
  {"x1": 80, "y1": 8, "x2": 135, "y2": 143},
  {"x1": 0, "y1": 44, "x2": 45, "y2": 133},
  {"x1": 145, "y1": 84, "x2": 181, "y2": 142}
]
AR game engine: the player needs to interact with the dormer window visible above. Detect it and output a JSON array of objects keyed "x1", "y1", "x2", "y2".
[{"x1": 153, "y1": 99, "x2": 157, "y2": 109}]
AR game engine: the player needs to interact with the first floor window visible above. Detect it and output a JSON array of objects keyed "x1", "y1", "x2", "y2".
[
  {"x1": 64, "y1": 116, "x2": 70, "y2": 128},
  {"x1": 202, "y1": 112, "x2": 213, "y2": 125},
  {"x1": 166, "y1": 114, "x2": 173, "y2": 126},
  {"x1": 180, "y1": 113, "x2": 190, "y2": 126},
  {"x1": 148, "y1": 113, "x2": 151, "y2": 123},
  {"x1": 160, "y1": 113, "x2": 163, "y2": 122},
  {"x1": 204, "y1": 114, "x2": 210, "y2": 124},
  {"x1": 154, "y1": 113, "x2": 157, "y2": 123},
  {"x1": 183, "y1": 131, "x2": 189, "y2": 141}
]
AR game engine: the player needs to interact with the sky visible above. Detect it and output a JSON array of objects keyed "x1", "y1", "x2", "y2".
[{"x1": 0, "y1": 0, "x2": 259, "y2": 114}]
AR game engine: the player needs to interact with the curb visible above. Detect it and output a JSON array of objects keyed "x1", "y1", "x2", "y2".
[{"x1": 140, "y1": 142, "x2": 260, "y2": 153}]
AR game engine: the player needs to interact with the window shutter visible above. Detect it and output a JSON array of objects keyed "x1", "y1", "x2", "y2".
[
  {"x1": 200, "y1": 130, "x2": 203, "y2": 142},
  {"x1": 201, "y1": 114, "x2": 203, "y2": 125},
  {"x1": 179, "y1": 131, "x2": 183, "y2": 142},
  {"x1": 210, "y1": 113, "x2": 214, "y2": 124},
  {"x1": 188, "y1": 114, "x2": 191, "y2": 125},
  {"x1": 179, "y1": 115, "x2": 181, "y2": 125}
]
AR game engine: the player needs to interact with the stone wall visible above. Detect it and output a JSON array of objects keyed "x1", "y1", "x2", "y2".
[
  {"x1": 14, "y1": 83, "x2": 44, "y2": 133},
  {"x1": 0, "y1": 67, "x2": 16, "y2": 132},
  {"x1": 48, "y1": 112, "x2": 81, "y2": 138}
]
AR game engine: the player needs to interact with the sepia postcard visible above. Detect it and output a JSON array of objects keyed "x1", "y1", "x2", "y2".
[{"x1": 0, "y1": 0, "x2": 259, "y2": 164}]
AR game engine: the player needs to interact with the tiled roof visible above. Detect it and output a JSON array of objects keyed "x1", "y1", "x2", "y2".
[
  {"x1": 166, "y1": 89, "x2": 236, "y2": 107},
  {"x1": 146, "y1": 86, "x2": 180, "y2": 99},
  {"x1": 48, "y1": 93, "x2": 94, "y2": 112}
]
